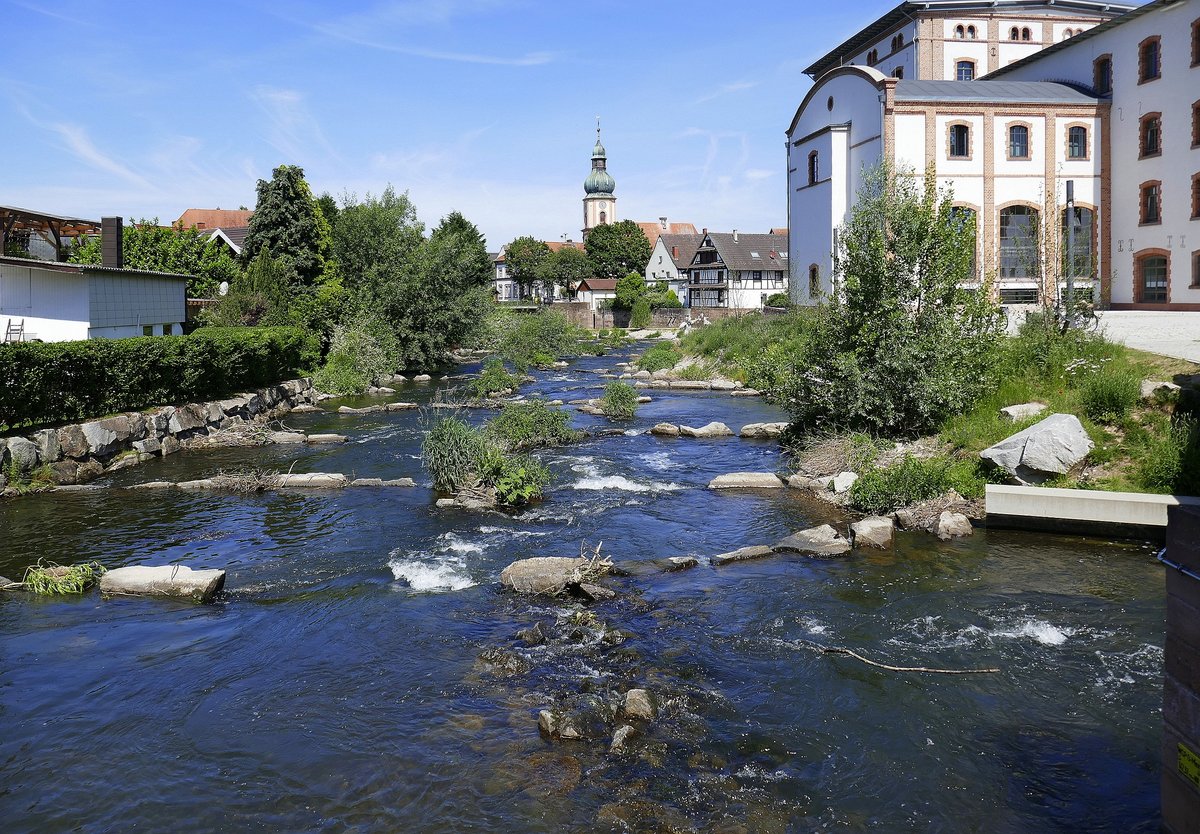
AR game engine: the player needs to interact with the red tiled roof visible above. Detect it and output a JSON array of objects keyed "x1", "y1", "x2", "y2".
[
  {"x1": 637, "y1": 220, "x2": 698, "y2": 249},
  {"x1": 174, "y1": 208, "x2": 253, "y2": 230},
  {"x1": 577, "y1": 277, "x2": 618, "y2": 291}
]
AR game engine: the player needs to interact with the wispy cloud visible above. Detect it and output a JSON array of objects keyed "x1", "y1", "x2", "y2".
[
  {"x1": 302, "y1": 0, "x2": 556, "y2": 66},
  {"x1": 44, "y1": 122, "x2": 155, "y2": 191},
  {"x1": 695, "y1": 80, "x2": 758, "y2": 105},
  {"x1": 10, "y1": 0, "x2": 95, "y2": 26},
  {"x1": 249, "y1": 85, "x2": 340, "y2": 164}
]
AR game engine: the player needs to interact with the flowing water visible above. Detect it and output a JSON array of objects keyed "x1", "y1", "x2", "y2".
[{"x1": 0, "y1": 345, "x2": 1165, "y2": 832}]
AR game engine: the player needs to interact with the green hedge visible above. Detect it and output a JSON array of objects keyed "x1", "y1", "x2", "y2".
[{"x1": 0, "y1": 327, "x2": 319, "y2": 430}]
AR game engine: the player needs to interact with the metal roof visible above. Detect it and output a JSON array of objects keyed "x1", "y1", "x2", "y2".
[
  {"x1": 894, "y1": 79, "x2": 1099, "y2": 103},
  {"x1": 0, "y1": 254, "x2": 190, "y2": 281}
]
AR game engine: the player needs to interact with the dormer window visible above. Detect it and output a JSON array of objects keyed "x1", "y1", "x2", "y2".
[{"x1": 750, "y1": 251, "x2": 761, "y2": 258}]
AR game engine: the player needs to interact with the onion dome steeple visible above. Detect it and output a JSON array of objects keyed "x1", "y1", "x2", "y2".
[{"x1": 584, "y1": 119, "x2": 615, "y2": 196}]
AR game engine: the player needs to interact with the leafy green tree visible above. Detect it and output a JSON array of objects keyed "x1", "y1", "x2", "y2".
[
  {"x1": 585, "y1": 219, "x2": 652, "y2": 278},
  {"x1": 504, "y1": 236, "x2": 550, "y2": 297},
  {"x1": 536, "y1": 245, "x2": 594, "y2": 296},
  {"x1": 613, "y1": 271, "x2": 648, "y2": 309},
  {"x1": 315, "y1": 192, "x2": 339, "y2": 231},
  {"x1": 781, "y1": 163, "x2": 1004, "y2": 435},
  {"x1": 70, "y1": 219, "x2": 240, "y2": 298},
  {"x1": 241, "y1": 164, "x2": 334, "y2": 290},
  {"x1": 203, "y1": 248, "x2": 292, "y2": 326},
  {"x1": 334, "y1": 187, "x2": 424, "y2": 309}
]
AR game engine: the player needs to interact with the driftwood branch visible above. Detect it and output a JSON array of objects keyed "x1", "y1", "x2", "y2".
[{"x1": 798, "y1": 639, "x2": 1000, "y2": 675}]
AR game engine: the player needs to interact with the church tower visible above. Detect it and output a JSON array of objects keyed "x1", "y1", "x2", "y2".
[{"x1": 582, "y1": 120, "x2": 615, "y2": 240}]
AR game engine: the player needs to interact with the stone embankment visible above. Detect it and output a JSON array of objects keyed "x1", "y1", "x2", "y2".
[{"x1": 0, "y1": 378, "x2": 321, "y2": 490}]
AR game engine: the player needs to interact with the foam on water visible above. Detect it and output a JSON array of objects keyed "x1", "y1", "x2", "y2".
[
  {"x1": 892, "y1": 613, "x2": 1075, "y2": 648},
  {"x1": 572, "y1": 475, "x2": 683, "y2": 493},
  {"x1": 639, "y1": 451, "x2": 673, "y2": 472},
  {"x1": 388, "y1": 559, "x2": 476, "y2": 591}
]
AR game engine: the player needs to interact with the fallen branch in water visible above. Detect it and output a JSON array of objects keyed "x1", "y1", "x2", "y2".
[{"x1": 798, "y1": 639, "x2": 1000, "y2": 675}]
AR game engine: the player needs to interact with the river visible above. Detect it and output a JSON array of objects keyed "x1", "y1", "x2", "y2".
[{"x1": 0, "y1": 344, "x2": 1165, "y2": 832}]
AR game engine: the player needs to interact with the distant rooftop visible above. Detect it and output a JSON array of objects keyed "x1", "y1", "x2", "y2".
[
  {"x1": 895, "y1": 79, "x2": 1098, "y2": 104},
  {"x1": 175, "y1": 208, "x2": 253, "y2": 230}
]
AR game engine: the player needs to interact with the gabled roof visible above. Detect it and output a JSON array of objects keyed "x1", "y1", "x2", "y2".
[
  {"x1": 803, "y1": 0, "x2": 1136, "y2": 78},
  {"x1": 691, "y1": 233, "x2": 789, "y2": 272},
  {"x1": 895, "y1": 79, "x2": 1098, "y2": 104},
  {"x1": 205, "y1": 226, "x2": 249, "y2": 255},
  {"x1": 577, "y1": 277, "x2": 618, "y2": 292},
  {"x1": 175, "y1": 208, "x2": 253, "y2": 230},
  {"x1": 637, "y1": 220, "x2": 698, "y2": 249},
  {"x1": 769, "y1": 228, "x2": 788, "y2": 236},
  {"x1": 656, "y1": 233, "x2": 703, "y2": 270}
]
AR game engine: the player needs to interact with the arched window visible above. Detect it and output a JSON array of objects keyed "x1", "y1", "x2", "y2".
[
  {"x1": 867, "y1": 48, "x2": 878, "y2": 65},
  {"x1": 808, "y1": 151, "x2": 819, "y2": 185},
  {"x1": 956, "y1": 59, "x2": 976, "y2": 81},
  {"x1": 1021, "y1": 27, "x2": 1032, "y2": 41},
  {"x1": 599, "y1": 211, "x2": 607, "y2": 225},
  {"x1": 1067, "y1": 125, "x2": 1088, "y2": 159},
  {"x1": 1008, "y1": 124, "x2": 1030, "y2": 159},
  {"x1": 967, "y1": 25, "x2": 977, "y2": 39},
  {"x1": 999, "y1": 206, "x2": 1039, "y2": 279},
  {"x1": 1010, "y1": 26, "x2": 1020, "y2": 40},
  {"x1": 1139, "y1": 36, "x2": 1161, "y2": 82},
  {"x1": 1137, "y1": 252, "x2": 1168, "y2": 302},
  {"x1": 893, "y1": 33, "x2": 904, "y2": 51},
  {"x1": 1062, "y1": 28, "x2": 1074, "y2": 40},
  {"x1": 954, "y1": 25, "x2": 965, "y2": 39},
  {"x1": 808, "y1": 265, "x2": 820, "y2": 298},
  {"x1": 893, "y1": 66, "x2": 904, "y2": 79},
  {"x1": 1093, "y1": 55, "x2": 1112, "y2": 94},
  {"x1": 1061, "y1": 206, "x2": 1095, "y2": 278},
  {"x1": 1140, "y1": 181, "x2": 1162, "y2": 225}
]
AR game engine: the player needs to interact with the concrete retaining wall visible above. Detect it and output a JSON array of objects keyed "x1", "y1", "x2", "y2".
[
  {"x1": 1163, "y1": 505, "x2": 1200, "y2": 832},
  {"x1": 985, "y1": 483, "x2": 1200, "y2": 540}
]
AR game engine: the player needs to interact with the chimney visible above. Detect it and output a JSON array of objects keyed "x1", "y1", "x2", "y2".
[
  {"x1": 733, "y1": 229, "x2": 739, "y2": 242},
  {"x1": 101, "y1": 217, "x2": 123, "y2": 269},
  {"x1": 672, "y1": 245, "x2": 679, "y2": 258},
  {"x1": 659, "y1": 216, "x2": 667, "y2": 230}
]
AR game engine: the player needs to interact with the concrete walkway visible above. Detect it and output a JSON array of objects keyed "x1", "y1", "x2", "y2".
[{"x1": 1096, "y1": 311, "x2": 1200, "y2": 365}]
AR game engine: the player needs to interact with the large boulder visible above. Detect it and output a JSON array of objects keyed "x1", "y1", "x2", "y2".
[
  {"x1": 771, "y1": 524, "x2": 852, "y2": 557},
  {"x1": 80, "y1": 416, "x2": 132, "y2": 458},
  {"x1": 167, "y1": 404, "x2": 207, "y2": 435},
  {"x1": 100, "y1": 564, "x2": 226, "y2": 603},
  {"x1": 31, "y1": 429, "x2": 62, "y2": 464},
  {"x1": 680, "y1": 421, "x2": 733, "y2": 438},
  {"x1": 851, "y1": 516, "x2": 894, "y2": 549},
  {"x1": 707, "y1": 472, "x2": 784, "y2": 489},
  {"x1": 739, "y1": 422, "x2": 788, "y2": 439},
  {"x1": 57, "y1": 424, "x2": 89, "y2": 459},
  {"x1": 4, "y1": 436, "x2": 40, "y2": 475},
  {"x1": 980, "y1": 413, "x2": 1093, "y2": 483},
  {"x1": 500, "y1": 557, "x2": 589, "y2": 595},
  {"x1": 650, "y1": 422, "x2": 680, "y2": 437},
  {"x1": 829, "y1": 471, "x2": 859, "y2": 494},
  {"x1": 936, "y1": 511, "x2": 973, "y2": 540}
]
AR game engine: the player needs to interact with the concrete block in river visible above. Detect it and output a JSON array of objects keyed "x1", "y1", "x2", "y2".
[
  {"x1": 100, "y1": 564, "x2": 226, "y2": 603},
  {"x1": 306, "y1": 434, "x2": 347, "y2": 444},
  {"x1": 771, "y1": 524, "x2": 851, "y2": 557},
  {"x1": 275, "y1": 473, "x2": 348, "y2": 488},
  {"x1": 268, "y1": 431, "x2": 307, "y2": 444},
  {"x1": 680, "y1": 422, "x2": 733, "y2": 438},
  {"x1": 707, "y1": 472, "x2": 783, "y2": 489}
]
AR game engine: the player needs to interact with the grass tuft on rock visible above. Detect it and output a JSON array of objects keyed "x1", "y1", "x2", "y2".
[
  {"x1": 599, "y1": 382, "x2": 638, "y2": 419},
  {"x1": 487, "y1": 400, "x2": 584, "y2": 451},
  {"x1": 20, "y1": 560, "x2": 106, "y2": 595}
]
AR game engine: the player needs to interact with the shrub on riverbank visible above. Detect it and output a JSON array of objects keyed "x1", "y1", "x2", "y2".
[
  {"x1": 490, "y1": 309, "x2": 587, "y2": 370},
  {"x1": 422, "y1": 415, "x2": 551, "y2": 505},
  {"x1": 678, "y1": 310, "x2": 817, "y2": 391},
  {"x1": 470, "y1": 358, "x2": 521, "y2": 399},
  {"x1": 848, "y1": 454, "x2": 983, "y2": 515},
  {"x1": 637, "y1": 342, "x2": 682, "y2": 373},
  {"x1": 312, "y1": 317, "x2": 399, "y2": 395},
  {"x1": 600, "y1": 382, "x2": 638, "y2": 419},
  {"x1": 0, "y1": 327, "x2": 318, "y2": 431},
  {"x1": 487, "y1": 401, "x2": 584, "y2": 450}
]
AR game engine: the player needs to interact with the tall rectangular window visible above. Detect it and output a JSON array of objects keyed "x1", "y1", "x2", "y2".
[
  {"x1": 1139, "y1": 37, "x2": 1161, "y2": 83},
  {"x1": 1093, "y1": 56, "x2": 1112, "y2": 94},
  {"x1": 956, "y1": 60, "x2": 975, "y2": 81},
  {"x1": 1009, "y1": 125, "x2": 1030, "y2": 159},
  {"x1": 1141, "y1": 182, "x2": 1161, "y2": 224},
  {"x1": 949, "y1": 124, "x2": 970, "y2": 157},
  {"x1": 1139, "y1": 255, "x2": 1168, "y2": 302},
  {"x1": 1140, "y1": 114, "x2": 1161, "y2": 157},
  {"x1": 1067, "y1": 126, "x2": 1088, "y2": 159}
]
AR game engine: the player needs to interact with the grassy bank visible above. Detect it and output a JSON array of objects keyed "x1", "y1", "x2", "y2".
[{"x1": 680, "y1": 310, "x2": 1199, "y2": 500}]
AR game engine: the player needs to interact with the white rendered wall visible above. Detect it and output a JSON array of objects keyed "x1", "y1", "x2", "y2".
[
  {"x1": 847, "y1": 21, "x2": 918, "y2": 79},
  {"x1": 0, "y1": 263, "x2": 90, "y2": 342},
  {"x1": 1000, "y1": 0, "x2": 1200, "y2": 306}
]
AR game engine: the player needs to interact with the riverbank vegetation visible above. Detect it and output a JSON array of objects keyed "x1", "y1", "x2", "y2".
[
  {"x1": 487, "y1": 400, "x2": 585, "y2": 450},
  {"x1": 599, "y1": 382, "x2": 638, "y2": 419},
  {"x1": 678, "y1": 164, "x2": 1199, "y2": 502},
  {"x1": 422, "y1": 414, "x2": 551, "y2": 506}
]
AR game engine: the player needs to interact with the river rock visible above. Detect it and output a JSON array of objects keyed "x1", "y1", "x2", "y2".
[
  {"x1": 851, "y1": 516, "x2": 894, "y2": 549},
  {"x1": 633, "y1": 370, "x2": 651, "y2": 379},
  {"x1": 160, "y1": 436, "x2": 181, "y2": 456},
  {"x1": 936, "y1": 511, "x2": 973, "y2": 540},
  {"x1": 368, "y1": 386, "x2": 397, "y2": 394},
  {"x1": 786, "y1": 473, "x2": 825, "y2": 491},
  {"x1": 680, "y1": 421, "x2": 733, "y2": 438},
  {"x1": 829, "y1": 471, "x2": 859, "y2": 494},
  {"x1": 269, "y1": 431, "x2": 307, "y2": 444},
  {"x1": 132, "y1": 436, "x2": 161, "y2": 455},
  {"x1": 670, "y1": 380, "x2": 711, "y2": 390},
  {"x1": 609, "y1": 724, "x2": 639, "y2": 754},
  {"x1": 711, "y1": 545, "x2": 774, "y2": 566},
  {"x1": 100, "y1": 564, "x2": 226, "y2": 603},
  {"x1": 538, "y1": 697, "x2": 612, "y2": 742},
  {"x1": 517, "y1": 621, "x2": 548, "y2": 646},
  {"x1": 385, "y1": 402, "x2": 419, "y2": 411},
  {"x1": 349, "y1": 477, "x2": 416, "y2": 487},
  {"x1": 650, "y1": 423, "x2": 680, "y2": 437},
  {"x1": 1141, "y1": 379, "x2": 1181, "y2": 401},
  {"x1": 707, "y1": 472, "x2": 784, "y2": 489},
  {"x1": 999, "y1": 402, "x2": 1047, "y2": 422},
  {"x1": 710, "y1": 379, "x2": 736, "y2": 391},
  {"x1": 31, "y1": 429, "x2": 61, "y2": 464},
  {"x1": 306, "y1": 434, "x2": 346, "y2": 444},
  {"x1": 501, "y1": 557, "x2": 588, "y2": 595},
  {"x1": 739, "y1": 422, "x2": 788, "y2": 439},
  {"x1": 275, "y1": 473, "x2": 348, "y2": 488},
  {"x1": 412, "y1": 374, "x2": 433, "y2": 382},
  {"x1": 772, "y1": 524, "x2": 851, "y2": 557},
  {"x1": 730, "y1": 389, "x2": 762, "y2": 397},
  {"x1": 624, "y1": 689, "x2": 655, "y2": 720},
  {"x1": 979, "y1": 413, "x2": 1093, "y2": 483},
  {"x1": 662, "y1": 556, "x2": 698, "y2": 572},
  {"x1": 168, "y1": 404, "x2": 206, "y2": 434},
  {"x1": 337, "y1": 405, "x2": 382, "y2": 414},
  {"x1": 578, "y1": 582, "x2": 617, "y2": 602},
  {"x1": 56, "y1": 424, "x2": 89, "y2": 459},
  {"x1": 290, "y1": 404, "x2": 321, "y2": 413}
]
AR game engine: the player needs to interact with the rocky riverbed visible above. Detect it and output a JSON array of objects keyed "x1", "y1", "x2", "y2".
[{"x1": 0, "y1": 342, "x2": 1167, "y2": 832}]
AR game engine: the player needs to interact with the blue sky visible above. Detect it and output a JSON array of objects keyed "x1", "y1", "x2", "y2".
[{"x1": 2, "y1": 0, "x2": 891, "y2": 249}]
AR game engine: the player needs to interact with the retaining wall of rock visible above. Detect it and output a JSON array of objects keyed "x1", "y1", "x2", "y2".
[{"x1": 0, "y1": 378, "x2": 317, "y2": 488}]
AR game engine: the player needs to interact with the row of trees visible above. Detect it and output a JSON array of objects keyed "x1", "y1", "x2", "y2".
[{"x1": 503, "y1": 219, "x2": 653, "y2": 298}]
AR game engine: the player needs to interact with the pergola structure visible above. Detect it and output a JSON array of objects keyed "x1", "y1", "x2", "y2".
[{"x1": 0, "y1": 205, "x2": 101, "y2": 262}]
